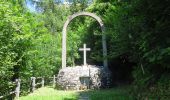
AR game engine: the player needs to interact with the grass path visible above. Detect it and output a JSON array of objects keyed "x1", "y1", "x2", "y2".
[{"x1": 20, "y1": 87, "x2": 133, "y2": 100}]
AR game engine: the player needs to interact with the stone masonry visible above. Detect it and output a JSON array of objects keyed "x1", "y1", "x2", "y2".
[{"x1": 57, "y1": 65, "x2": 110, "y2": 90}]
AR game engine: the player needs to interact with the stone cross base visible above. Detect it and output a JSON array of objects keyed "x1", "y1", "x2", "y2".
[{"x1": 57, "y1": 65, "x2": 111, "y2": 90}]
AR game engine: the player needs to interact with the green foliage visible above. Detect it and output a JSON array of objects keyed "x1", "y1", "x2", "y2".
[
  {"x1": 27, "y1": 33, "x2": 61, "y2": 77},
  {"x1": 0, "y1": 0, "x2": 34, "y2": 97},
  {"x1": 0, "y1": 0, "x2": 63, "y2": 97},
  {"x1": 82, "y1": 0, "x2": 170, "y2": 98},
  {"x1": 41, "y1": 2, "x2": 70, "y2": 34},
  {"x1": 70, "y1": 0, "x2": 89, "y2": 13}
]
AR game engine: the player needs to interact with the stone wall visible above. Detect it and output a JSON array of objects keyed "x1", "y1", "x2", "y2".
[{"x1": 57, "y1": 65, "x2": 111, "y2": 90}]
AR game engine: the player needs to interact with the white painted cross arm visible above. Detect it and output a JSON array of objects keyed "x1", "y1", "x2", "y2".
[{"x1": 79, "y1": 48, "x2": 91, "y2": 51}]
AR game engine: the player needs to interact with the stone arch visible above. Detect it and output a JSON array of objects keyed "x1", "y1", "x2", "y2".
[{"x1": 62, "y1": 12, "x2": 108, "y2": 69}]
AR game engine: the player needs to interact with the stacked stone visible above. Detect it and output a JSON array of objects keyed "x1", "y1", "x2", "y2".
[{"x1": 57, "y1": 65, "x2": 110, "y2": 90}]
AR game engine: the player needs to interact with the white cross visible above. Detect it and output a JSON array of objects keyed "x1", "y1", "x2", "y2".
[{"x1": 79, "y1": 44, "x2": 91, "y2": 66}]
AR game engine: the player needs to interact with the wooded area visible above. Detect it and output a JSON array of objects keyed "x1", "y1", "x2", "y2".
[{"x1": 0, "y1": 0, "x2": 169, "y2": 99}]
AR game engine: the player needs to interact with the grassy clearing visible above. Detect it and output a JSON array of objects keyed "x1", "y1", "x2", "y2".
[{"x1": 20, "y1": 87, "x2": 78, "y2": 100}]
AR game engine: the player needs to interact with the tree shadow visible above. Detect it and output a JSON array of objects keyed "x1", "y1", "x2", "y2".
[
  {"x1": 64, "y1": 98, "x2": 77, "y2": 100},
  {"x1": 76, "y1": 87, "x2": 133, "y2": 100}
]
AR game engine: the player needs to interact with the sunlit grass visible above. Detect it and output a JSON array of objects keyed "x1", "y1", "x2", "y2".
[
  {"x1": 20, "y1": 87, "x2": 78, "y2": 100},
  {"x1": 20, "y1": 86, "x2": 133, "y2": 100}
]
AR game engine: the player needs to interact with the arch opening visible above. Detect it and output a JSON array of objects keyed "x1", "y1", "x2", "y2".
[{"x1": 62, "y1": 12, "x2": 108, "y2": 70}]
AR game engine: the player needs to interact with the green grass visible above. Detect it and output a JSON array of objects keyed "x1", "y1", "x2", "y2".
[
  {"x1": 84, "y1": 87, "x2": 133, "y2": 100},
  {"x1": 20, "y1": 87, "x2": 78, "y2": 100},
  {"x1": 20, "y1": 87, "x2": 133, "y2": 100}
]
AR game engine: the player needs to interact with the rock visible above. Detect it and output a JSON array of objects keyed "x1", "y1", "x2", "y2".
[{"x1": 56, "y1": 65, "x2": 111, "y2": 90}]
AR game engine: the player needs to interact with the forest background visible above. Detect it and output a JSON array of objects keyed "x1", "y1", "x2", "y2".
[{"x1": 0, "y1": 0, "x2": 169, "y2": 99}]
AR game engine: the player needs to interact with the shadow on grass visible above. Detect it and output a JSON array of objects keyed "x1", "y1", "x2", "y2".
[
  {"x1": 64, "y1": 98, "x2": 77, "y2": 100},
  {"x1": 77, "y1": 87, "x2": 134, "y2": 100}
]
